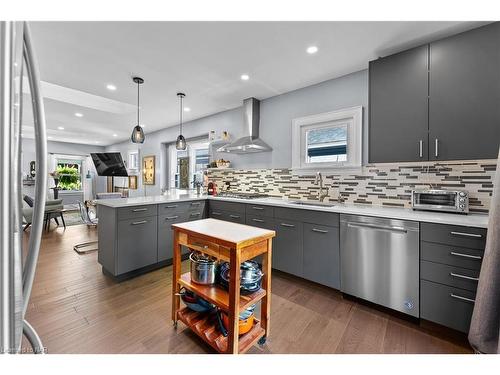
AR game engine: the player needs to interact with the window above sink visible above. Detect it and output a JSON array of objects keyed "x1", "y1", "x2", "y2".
[{"x1": 291, "y1": 106, "x2": 362, "y2": 173}]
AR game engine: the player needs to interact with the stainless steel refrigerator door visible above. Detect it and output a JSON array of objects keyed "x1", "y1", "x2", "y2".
[
  {"x1": 340, "y1": 214, "x2": 420, "y2": 317},
  {"x1": 1, "y1": 21, "x2": 47, "y2": 354},
  {"x1": 0, "y1": 20, "x2": 25, "y2": 354}
]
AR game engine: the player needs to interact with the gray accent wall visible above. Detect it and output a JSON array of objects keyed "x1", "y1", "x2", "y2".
[{"x1": 106, "y1": 69, "x2": 369, "y2": 197}]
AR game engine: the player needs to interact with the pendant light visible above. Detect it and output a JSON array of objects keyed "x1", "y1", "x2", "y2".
[
  {"x1": 130, "y1": 77, "x2": 145, "y2": 144},
  {"x1": 175, "y1": 92, "x2": 186, "y2": 150}
]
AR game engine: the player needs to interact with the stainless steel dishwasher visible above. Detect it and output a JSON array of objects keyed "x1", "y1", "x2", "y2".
[{"x1": 340, "y1": 214, "x2": 420, "y2": 317}]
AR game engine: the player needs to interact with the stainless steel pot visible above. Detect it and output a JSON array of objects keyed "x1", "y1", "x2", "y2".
[{"x1": 190, "y1": 252, "x2": 217, "y2": 285}]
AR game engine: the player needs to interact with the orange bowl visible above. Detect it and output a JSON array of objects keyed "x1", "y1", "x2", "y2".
[{"x1": 221, "y1": 312, "x2": 254, "y2": 335}]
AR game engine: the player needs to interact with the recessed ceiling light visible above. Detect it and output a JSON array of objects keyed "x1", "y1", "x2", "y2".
[
  {"x1": 57, "y1": 126, "x2": 65, "y2": 130},
  {"x1": 47, "y1": 136, "x2": 53, "y2": 140},
  {"x1": 240, "y1": 74, "x2": 250, "y2": 81},
  {"x1": 95, "y1": 141, "x2": 100, "y2": 144},
  {"x1": 306, "y1": 46, "x2": 318, "y2": 54},
  {"x1": 106, "y1": 84, "x2": 117, "y2": 91},
  {"x1": 184, "y1": 107, "x2": 191, "y2": 112},
  {"x1": 112, "y1": 133, "x2": 117, "y2": 137},
  {"x1": 74, "y1": 112, "x2": 83, "y2": 117}
]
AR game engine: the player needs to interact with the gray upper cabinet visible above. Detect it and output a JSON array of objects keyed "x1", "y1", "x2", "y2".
[
  {"x1": 429, "y1": 22, "x2": 500, "y2": 161},
  {"x1": 369, "y1": 45, "x2": 429, "y2": 163}
]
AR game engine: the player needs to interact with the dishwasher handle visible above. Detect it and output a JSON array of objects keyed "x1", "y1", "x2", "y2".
[{"x1": 346, "y1": 222, "x2": 408, "y2": 233}]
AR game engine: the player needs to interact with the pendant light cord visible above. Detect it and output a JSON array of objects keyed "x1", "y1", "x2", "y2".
[
  {"x1": 137, "y1": 80, "x2": 140, "y2": 126},
  {"x1": 179, "y1": 94, "x2": 183, "y2": 134}
]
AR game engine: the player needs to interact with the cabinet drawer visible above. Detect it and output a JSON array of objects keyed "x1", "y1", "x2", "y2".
[
  {"x1": 421, "y1": 279, "x2": 476, "y2": 333},
  {"x1": 187, "y1": 234, "x2": 220, "y2": 259},
  {"x1": 117, "y1": 204, "x2": 157, "y2": 221},
  {"x1": 303, "y1": 223, "x2": 340, "y2": 289},
  {"x1": 421, "y1": 241, "x2": 483, "y2": 270},
  {"x1": 420, "y1": 260, "x2": 480, "y2": 292},
  {"x1": 246, "y1": 214, "x2": 275, "y2": 229},
  {"x1": 275, "y1": 207, "x2": 339, "y2": 227},
  {"x1": 209, "y1": 200, "x2": 246, "y2": 214},
  {"x1": 117, "y1": 216, "x2": 158, "y2": 274},
  {"x1": 186, "y1": 200, "x2": 206, "y2": 212},
  {"x1": 421, "y1": 222, "x2": 486, "y2": 250},
  {"x1": 209, "y1": 209, "x2": 244, "y2": 224},
  {"x1": 246, "y1": 204, "x2": 274, "y2": 217}
]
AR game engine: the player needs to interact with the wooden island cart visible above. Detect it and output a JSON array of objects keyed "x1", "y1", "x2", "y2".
[{"x1": 171, "y1": 218, "x2": 275, "y2": 354}]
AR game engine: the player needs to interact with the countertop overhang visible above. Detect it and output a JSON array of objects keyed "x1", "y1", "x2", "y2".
[{"x1": 95, "y1": 193, "x2": 490, "y2": 228}]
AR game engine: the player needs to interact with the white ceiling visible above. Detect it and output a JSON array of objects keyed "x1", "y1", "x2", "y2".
[{"x1": 21, "y1": 21, "x2": 487, "y2": 146}]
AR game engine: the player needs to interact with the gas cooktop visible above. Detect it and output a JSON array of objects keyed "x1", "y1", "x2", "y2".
[{"x1": 216, "y1": 192, "x2": 269, "y2": 200}]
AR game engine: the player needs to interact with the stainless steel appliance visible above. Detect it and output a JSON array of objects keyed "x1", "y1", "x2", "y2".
[
  {"x1": 411, "y1": 189, "x2": 469, "y2": 213},
  {"x1": 340, "y1": 214, "x2": 420, "y2": 317},
  {"x1": 1, "y1": 22, "x2": 47, "y2": 354}
]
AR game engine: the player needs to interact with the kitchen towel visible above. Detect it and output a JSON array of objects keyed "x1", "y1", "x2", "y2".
[{"x1": 469, "y1": 147, "x2": 500, "y2": 354}]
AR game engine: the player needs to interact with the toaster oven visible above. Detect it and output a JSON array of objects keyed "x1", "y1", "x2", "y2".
[{"x1": 411, "y1": 189, "x2": 469, "y2": 214}]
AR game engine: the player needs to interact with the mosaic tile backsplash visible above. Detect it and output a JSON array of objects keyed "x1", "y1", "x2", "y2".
[{"x1": 207, "y1": 160, "x2": 497, "y2": 213}]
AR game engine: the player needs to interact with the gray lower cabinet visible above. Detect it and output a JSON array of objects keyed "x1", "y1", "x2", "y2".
[
  {"x1": 116, "y1": 216, "x2": 158, "y2": 275},
  {"x1": 273, "y1": 219, "x2": 303, "y2": 276},
  {"x1": 421, "y1": 280, "x2": 476, "y2": 333},
  {"x1": 303, "y1": 223, "x2": 340, "y2": 289},
  {"x1": 369, "y1": 45, "x2": 429, "y2": 163},
  {"x1": 157, "y1": 213, "x2": 184, "y2": 262},
  {"x1": 429, "y1": 22, "x2": 500, "y2": 160},
  {"x1": 420, "y1": 222, "x2": 486, "y2": 333}
]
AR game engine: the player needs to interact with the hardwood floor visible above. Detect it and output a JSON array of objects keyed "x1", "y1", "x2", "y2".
[{"x1": 22, "y1": 224, "x2": 472, "y2": 354}]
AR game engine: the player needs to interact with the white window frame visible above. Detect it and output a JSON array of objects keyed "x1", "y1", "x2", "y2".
[
  {"x1": 168, "y1": 139, "x2": 209, "y2": 189},
  {"x1": 128, "y1": 150, "x2": 139, "y2": 173},
  {"x1": 291, "y1": 106, "x2": 362, "y2": 173}
]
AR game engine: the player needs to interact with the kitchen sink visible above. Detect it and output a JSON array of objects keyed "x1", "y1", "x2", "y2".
[{"x1": 289, "y1": 200, "x2": 335, "y2": 208}]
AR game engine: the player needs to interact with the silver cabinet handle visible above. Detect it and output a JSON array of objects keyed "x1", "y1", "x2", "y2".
[
  {"x1": 450, "y1": 293, "x2": 475, "y2": 304},
  {"x1": 211, "y1": 211, "x2": 222, "y2": 216},
  {"x1": 22, "y1": 22, "x2": 48, "y2": 318},
  {"x1": 419, "y1": 140, "x2": 423, "y2": 158},
  {"x1": 450, "y1": 272, "x2": 479, "y2": 282},
  {"x1": 312, "y1": 228, "x2": 328, "y2": 234},
  {"x1": 252, "y1": 218, "x2": 264, "y2": 223},
  {"x1": 347, "y1": 222, "x2": 407, "y2": 233},
  {"x1": 165, "y1": 216, "x2": 179, "y2": 220},
  {"x1": 131, "y1": 220, "x2": 148, "y2": 225},
  {"x1": 132, "y1": 208, "x2": 148, "y2": 212},
  {"x1": 251, "y1": 206, "x2": 264, "y2": 210},
  {"x1": 229, "y1": 214, "x2": 240, "y2": 219},
  {"x1": 280, "y1": 223, "x2": 295, "y2": 228},
  {"x1": 190, "y1": 202, "x2": 201, "y2": 206},
  {"x1": 450, "y1": 251, "x2": 482, "y2": 260},
  {"x1": 450, "y1": 231, "x2": 482, "y2": 238},
  {"x1": 190, "y1": 212, "x2": 200, "y2": 216},
  {"x1": 165, "y1": 205, "x2": 178, "y2": 209},
  {"x1": 434, "y1": 138, "x2": 439, "y2": 157},
  {"x1": 193, "y1": 242, "x2": 209, "y2": 249}
]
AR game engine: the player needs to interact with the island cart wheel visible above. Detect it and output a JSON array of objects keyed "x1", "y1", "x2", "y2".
[{"x1": 258, "y1": 336, "x2": 267, "y2": 346}]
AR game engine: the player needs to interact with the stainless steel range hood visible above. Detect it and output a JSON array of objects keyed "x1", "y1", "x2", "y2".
[{"x1": 217, "y1": 97, "x2": 272, "y2": 154}]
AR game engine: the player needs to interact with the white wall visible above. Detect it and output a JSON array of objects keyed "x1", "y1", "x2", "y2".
[
  {"x1": 106, "y1": 69, "x2": 369, "y2": 197},
  {"x1": 21, "y1": 138, "x2": 107, "y2": 200}
]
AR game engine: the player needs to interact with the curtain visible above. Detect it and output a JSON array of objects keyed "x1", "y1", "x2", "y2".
[{"x1": 469, "y1": 147, "x2": 500, "y2": 353}]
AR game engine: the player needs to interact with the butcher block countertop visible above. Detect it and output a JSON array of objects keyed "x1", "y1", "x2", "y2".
[{"x1": 171, "y1": 218, "x2": 275, "y2": 248}]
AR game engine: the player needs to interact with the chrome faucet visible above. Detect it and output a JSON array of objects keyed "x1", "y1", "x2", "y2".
[{"x1": 314, "y1": 172, "x2": 329, "y2": 202}]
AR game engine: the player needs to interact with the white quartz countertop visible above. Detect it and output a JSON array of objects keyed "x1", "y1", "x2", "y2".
[{"x1": 96, "y1": 193, "x2": 489, "y2": 228}]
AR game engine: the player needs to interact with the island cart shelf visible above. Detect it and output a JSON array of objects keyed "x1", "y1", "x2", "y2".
[{"x1": 171, "y1": 218, "x2": 275, "y2": 354}]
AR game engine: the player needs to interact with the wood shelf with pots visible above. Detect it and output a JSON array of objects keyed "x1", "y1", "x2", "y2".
[
  {"x1": 171, "y1": 218, "x2": 275, "y2": 354},
  {"x1": 177, "y1": 307, "x2": 265, "y2": 354},
  {"x1": 178, "y1": 272, "x2": 267, "y2": 312}
]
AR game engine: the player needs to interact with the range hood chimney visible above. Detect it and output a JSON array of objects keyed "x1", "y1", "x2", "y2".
[{"x1": 217, "y1": 97, "x2": 272, "y2": 154}]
